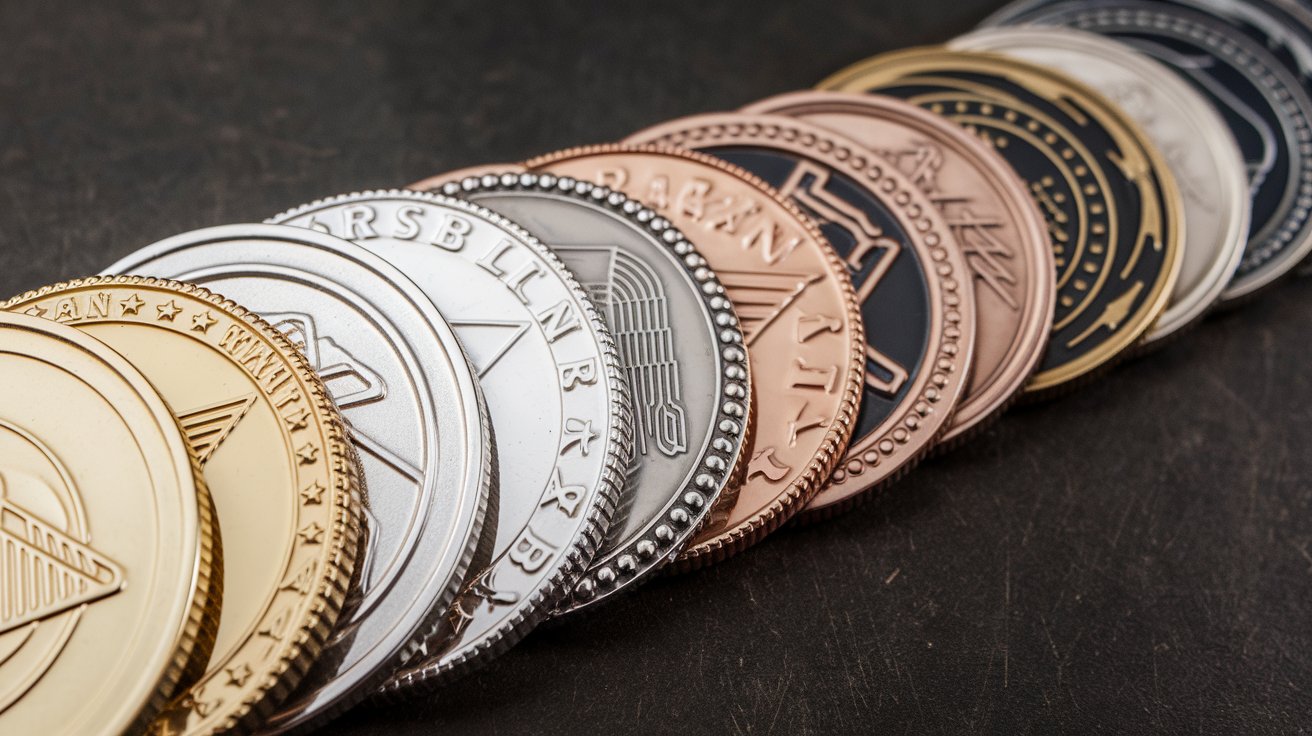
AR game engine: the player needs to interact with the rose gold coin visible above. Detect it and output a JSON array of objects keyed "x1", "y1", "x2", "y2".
[
  {"x1": 410, "y1": 163, "x2": 517, "y2": 190},
  {"x1": 743, "y1": 91, "x2": 1055, "y2": 448},
  {"x1": 525, "y1": 144, "x2": 864, "y2": 567},
  {"x1": 623, "y1": 114, "x2": 975, "y2": 519}
]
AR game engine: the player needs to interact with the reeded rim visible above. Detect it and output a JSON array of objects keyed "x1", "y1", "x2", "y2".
[{"x1": 4, "y1": 276, "x2": 363, "y2": 736}]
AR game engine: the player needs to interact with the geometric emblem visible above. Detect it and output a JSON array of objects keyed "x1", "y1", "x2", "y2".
[
  {"x1": 555, "y1": 244, "x2": 689, "y2": 458},
  {"x1": 176, "y1": 394, "x2": 257, "y2": 467},
  {"x1": 0, "y1": 471, "x2": 125, "y2": 635}
]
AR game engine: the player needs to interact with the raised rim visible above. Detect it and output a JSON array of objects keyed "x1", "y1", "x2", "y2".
[
  {"x1": 951, "y1": 25, "x2": 1249, "y2": 343},
  {"x1": 742, "y1": 90, "x2": 1052, "y2": 447},
  {"x1": 527, "y1": 143, "x2": 866, "y2": 539},
  {"x1": 819, "y1": 47, "x2": 1185, "y2": 396},
  {"x1": 431, "y1": 170, "x2": 752, "y2": 614}
]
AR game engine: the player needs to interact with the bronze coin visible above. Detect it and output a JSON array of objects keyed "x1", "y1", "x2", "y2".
[
  {"x1": 526, "y1": 144, "x2": 864, "y2": 566},
  {"x1": 743, "y1": 91, "x2": 1055, "y2": 448},
  {"x1": 625, "y1": 114, "x2": 976, "y2": 518}
]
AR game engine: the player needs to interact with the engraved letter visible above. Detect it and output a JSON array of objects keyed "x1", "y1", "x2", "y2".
[
  {"x1": 508, "y1": 528, "x2": 556, "y2": 573},
  {"x1": 559, "y1": 357, "x2": 598, "y2": 390},
  {"x1": 537, "y1": 300, "x2": 581, "y2": 342}
]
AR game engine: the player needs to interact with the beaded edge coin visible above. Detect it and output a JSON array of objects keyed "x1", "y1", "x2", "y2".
[
  {"x1": 626, "y1": 115, "x2": 975, "y2": 516},
  {"x1": 820, "y1": 48, "x2": 1184, "y2": 396},
  {"x1": 5, "y1": 276, "x2": 363, "y2": 736},
  {"x1": 0, "y1": 312, "x2": 220, "y2": 736},
  {"x1": 266, "y1": 190, "x2": 633, "y2": 693},
  {"x1": 526, "y1": 144, "x2": 864, "y2": 555},
  {"x1": 742, "y1": 91, "x2": 1052, "y2": 449},
  {"x1": 435, "y1": 171, "x2": 752, "y2": 612}
]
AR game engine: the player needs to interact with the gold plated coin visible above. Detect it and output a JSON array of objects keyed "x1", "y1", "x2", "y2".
[
  {"x1": 821, "y1": 49, "x2": 1184, "y2": 395},
  {"x1": 4, "y1": 277, "x2": 362, "y2": 735},
  {"x1": 0, "y1": 312, "x2": 217, "y2": 735}
]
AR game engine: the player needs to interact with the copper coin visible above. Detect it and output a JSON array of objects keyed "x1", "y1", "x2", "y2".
[
  {"x1": 624, "y1": 115, "x2": 976, "y2": 518},
  {"x1": 526, "y1": 145, "x2": 864, "y2": 567},
  {"x1": 743, "y1": 91, "x2": 1054, "y2": 448}
]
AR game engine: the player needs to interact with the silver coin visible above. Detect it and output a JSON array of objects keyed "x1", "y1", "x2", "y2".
[
  {"x1": 267, "y1": 191, "x2": 632, "y2": 691},
  {"x1": 952, "y1": 26, "x2": 1250, "y2": 343},
  {"x1": 101, "y1": 223, "x2": 493, "y2": 732},
  {"x1": 982, "y1": 0, "x2": 1312, "y2": 302},
  {"x1": 438, "y1": 171, "x2": 751, "y2": 615}
]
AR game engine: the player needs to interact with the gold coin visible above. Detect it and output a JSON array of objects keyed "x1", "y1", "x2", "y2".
[
  {"x1": 820, "y1": 48, "x2": 1184, "y2": 395},
  {"x1": 0, "y1": 312, "x2": 218, "y2": 735},
  {"x1": 4, "y1": 277, "x2": 362, "y2": 735}
]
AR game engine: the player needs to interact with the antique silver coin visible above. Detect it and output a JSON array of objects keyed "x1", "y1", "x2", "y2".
[
  {"x1": 982, "y1": 0, "x2": 1312, "y2": 302},
  {"x1": 102, "y1": 223, "x2": 493, "y2": 732},
  {"x1": 267, "y1": 191, "x2": 632, "y2": 691},
  {"x1": 952, "y1": 26, "x2": 1250, "y2": 343},
  {"x1": 439, "y1": 171, "x2": 751, "y2": 615}
]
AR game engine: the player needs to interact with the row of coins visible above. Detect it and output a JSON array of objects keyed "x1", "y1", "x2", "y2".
[{"x1": 2, "y1": 0, "x2": 1308, "y2": 733}]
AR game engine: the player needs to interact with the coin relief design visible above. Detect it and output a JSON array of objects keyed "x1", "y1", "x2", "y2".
[
  {"x1": 982, "y1": 0, "x2": 1312, "y2": 301},
  {"x1": 951, "y1": 26, "x2": 1249, "y2": 344},
  {"x1": 430, "y1": 172, "x2": 751, "y2": 612},
  {"x1": 4, "y1": 278, "x2": 361, "y2": 736},
  {"x1": 626, "y1": 115, "x2": 975, "y2": 514},
  {"x1": 267, "y1": 191, "x2": 632, "y2": 690},
  {"x1": 0, "y1": 313, "x2": 217, "y2": 736},
  {"x1": 103, "y1": 224, "x2": 494, "y2": 733},
  {"x1": 822, "y1": 49, "x2": 1184, "y2": 395},
  {"x1": 741, "y1": 91, "x2": 1049, "y2": 448},
  {"x1": 528, "y1": 145, "x2": 863, "y2": 559}
]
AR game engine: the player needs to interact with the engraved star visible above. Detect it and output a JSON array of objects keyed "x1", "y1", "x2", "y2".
[
  {"x1": 23, "y1": 304, "x2": 47, "y2": 318},
  {"x1": 283, "y1": 407, "x2": 310, "y2": 432},
  {"x1": 191, "y1": 310, "x2": 218, "y2": 333},
  {"x1": 119, "y1": 293, "x2": 146, "y2": 316},
  {"x1": 157, "y1": 300, "x2": 183, "y2": 321},
  {"x1": 226, "y1": 664, "x2": 252, "y2": 687},
  {"x1": 300, "y1": 480, "x2": 325, "y2": 505},
  {"x1": 296, "y1": 442, "x2": 319, "y2": 465},
  {"x1": 298, "y1": 522, "x2": 325, "y2": 545}
]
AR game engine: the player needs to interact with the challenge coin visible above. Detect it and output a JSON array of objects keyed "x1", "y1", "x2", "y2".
[
  {"x1": 0, "y1": 312, "x2": 217, "y2": 736},
  {"x1": 268, "y1": 191, "x2": 632, "y2": 691},
  {"x1": 104, "y1": 224, "x2": 494, "y2": 733},
  {"x1": 6, "y1": 278, "x2": 361, "y2": 735},
  {"x1": 742, "y1": 91, "x2": 1051, "y2": 448},
  {"x1": 981, "y1": 0, "x2": 1312, "y2": 301},
  {"x1": 821, "y1": 48, "x2": 1184, "y2": 395},
  {"x1": 527, "y1": 145, "x2": 864, "y2": 553},
  {"x1": 432, "y1": 172, "x2": 752, "y2": 613},
  {"x1": 952, "y1": 26, "x2": 1249, "y2": 344}
]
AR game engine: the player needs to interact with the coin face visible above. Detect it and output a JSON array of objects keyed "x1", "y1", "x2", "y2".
[
  {"x1": 625, "y1": 116, "x2": 973, "y2": 514},
  {"x1": 0, "y1": 312, "x2": 216, "y2": 736},
  {"x1": 743, "y1": 91, "x2": 1053, "y2": 447},
  {"x1": 981, "y1": 0, "x2": 1312, "y2": 301},
  {"x1": 268, "y1": 191, "x2": 631, "y2": 689},
  {"x1": 527, "y1": 146, "x2": 863, "y2": 554},
  {"x1": 102, "y1": 224, "x2": 493, "y2": 732},
  {"x1": 4, "y1": 277, "x2": 361, "y2": 736},
  {"x1": 952, "y1": 27, "x2": 1249, "y2": 344},
  {"x1": 822, "y1": 49, "x2": 1184, "y2": 395},
  {"x1": 433, "y1": 172, "x2": 752, "y2": 613}
]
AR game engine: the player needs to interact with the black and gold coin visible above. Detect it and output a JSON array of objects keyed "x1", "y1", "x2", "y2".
[{"x1": 820, "y1": 48, "x2": 1183, "y2": 396}]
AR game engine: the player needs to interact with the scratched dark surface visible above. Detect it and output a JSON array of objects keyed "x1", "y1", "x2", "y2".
[{"x1": 2, "y1": 1, "x2": 1309, "y2": 734}]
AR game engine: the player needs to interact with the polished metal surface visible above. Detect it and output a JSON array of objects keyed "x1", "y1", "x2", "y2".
[
  {"x1": 952, "y1": 26, "x2": 1250, "y2": 342},
  {"x1": 982, "y1": 0, "x2": 1312, "y2": 302},
  {"x1": 440, "y1": 172, "x2": 751, "y2": 614},
  {"x1": 103, "y1": 224, "x2": 492, "y2": 732},
  {"x1": 266, "y1": 191, "x2": 632, "y2": 691}
]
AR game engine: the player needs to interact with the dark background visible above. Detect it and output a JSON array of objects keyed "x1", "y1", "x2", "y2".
[{"x1": 2, "y1": 1, "x2": 1308, "y2": 734}]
